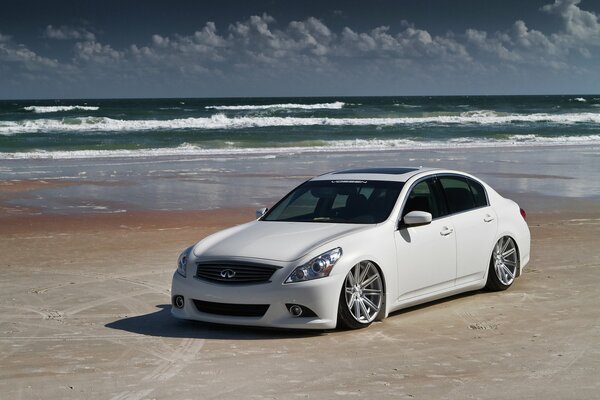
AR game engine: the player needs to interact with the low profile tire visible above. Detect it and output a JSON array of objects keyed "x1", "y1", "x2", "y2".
[
  {"x1": 337, "y1": 261, "x2": 383, "y2": 329},
  {"x1": 485, "y1": 236, "x2": 519, "y2": 291}
]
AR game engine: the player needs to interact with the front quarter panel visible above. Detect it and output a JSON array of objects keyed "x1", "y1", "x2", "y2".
[{"x1": 319, "y1": 223, "x2": 398, "y2": 319}]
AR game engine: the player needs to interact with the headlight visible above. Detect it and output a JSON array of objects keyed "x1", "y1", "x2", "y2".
[
  {"x1": 285, "y1": 247, "x2": 342, "y2": 283},
  {"x1": 176, "y1": 247, "x2": 192, "y2": 277}
]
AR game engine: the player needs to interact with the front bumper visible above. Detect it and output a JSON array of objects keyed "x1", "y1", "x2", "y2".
[{"x1": 170, "y1": 267, "x2": 344, "y2": 330}]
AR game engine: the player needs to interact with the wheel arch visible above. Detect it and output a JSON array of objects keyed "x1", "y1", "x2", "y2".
[
  {"x1": 336, "y1": 258, "x2": 388, "y2": 328},
  {"x1": 344, "y1": 257, "x2": 388, "y2": 313},
  {"x1": 490, "y1": 232, "x2": 521, "y2": 277}
]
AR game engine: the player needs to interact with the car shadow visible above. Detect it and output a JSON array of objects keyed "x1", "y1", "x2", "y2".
[{"x1": 105, "y1": 304, "x2": 325, "y2": 340}]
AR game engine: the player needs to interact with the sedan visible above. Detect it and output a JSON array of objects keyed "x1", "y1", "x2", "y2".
[{"x1": 171, "y1": 167, "x2": 530, "y2": 329}]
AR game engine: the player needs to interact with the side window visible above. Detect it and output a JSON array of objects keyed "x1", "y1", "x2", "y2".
[
  {"x1": 402, "y1": 179, "x2": 443, "y2": 219},
  {"x1": 467, "y1": 178, "x2": 488, "y2": 207},
  {"x1": 439, "y1": 176, "x2": 476, "y2": 213}
]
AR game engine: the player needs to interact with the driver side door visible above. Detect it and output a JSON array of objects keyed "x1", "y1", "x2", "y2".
[{"x1": 394, "y1": 177, "x2": 456, "y2": 301}]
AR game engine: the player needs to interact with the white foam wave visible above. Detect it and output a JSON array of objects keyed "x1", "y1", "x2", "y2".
[
  {"x1": 394, "y1": 103, "x2": 421, "y2": 108},
  {"x1": 23, "y1": 105, "x2": 100, "y2": 113},
  {"x1": 2, "y1": 111, "x2": 600, "y2": 135},
  {"x1": 2, "y1": 135, "x2": 598, "y2": 160},
  {"x1": 205, "y1": 101, "x2": 345, "y2": 110},
  {"x1": 571, "y1": 97, "x2": 587, "y2": 102}
]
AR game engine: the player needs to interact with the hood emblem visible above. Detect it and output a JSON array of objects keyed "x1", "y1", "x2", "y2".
[{"x1": 220, "y1": 269, "x2": 236, "y2": 279}]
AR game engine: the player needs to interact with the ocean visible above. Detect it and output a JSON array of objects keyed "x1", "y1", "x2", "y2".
[{"x1": 1, "y1": 95, "x2": 599, "y2": 159}]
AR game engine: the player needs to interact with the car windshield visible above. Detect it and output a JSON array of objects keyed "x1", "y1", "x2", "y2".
[{"x1": 263, "y1": 180, "x2": 404, "y2": 224}]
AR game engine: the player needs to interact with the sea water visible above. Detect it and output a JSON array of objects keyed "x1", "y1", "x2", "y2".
[{"x1": 1, "y1": 95, "x2": 599, "y2": 159}]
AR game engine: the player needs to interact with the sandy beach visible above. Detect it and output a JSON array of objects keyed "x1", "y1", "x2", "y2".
[{"x1": 1, "y1": 146, "x2": 599, "y2": 399}]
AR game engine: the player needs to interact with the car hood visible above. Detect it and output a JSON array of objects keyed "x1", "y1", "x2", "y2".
[{"x1": 193, "y1": 221, "x2": 372, "y2": 262}]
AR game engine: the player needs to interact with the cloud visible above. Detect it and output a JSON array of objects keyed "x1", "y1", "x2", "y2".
[
  {"x1": 542, "y1": 0, "x2": 600, "y2": 41},
  {"x1": 0, "y1": 33, "x2": 58, "y2": 69},
  {"x1": 22, "y1": 2, "x2": 600, "y2": 73},
  {"x1": 288, "y1": 17, "x2": 333, "y2": 56},
  {"x1": 462, "y1": 0, "x2": 600, "y2": 70},
  {"x1": 2, "y1": 0, "x2": 600, "y2": 97},
  {"x1": 74, "y1": 41, "x2": 122, "y2": 62},
  {"x1": 45, "y1": 25, "x2": 96, "y2": 41}
]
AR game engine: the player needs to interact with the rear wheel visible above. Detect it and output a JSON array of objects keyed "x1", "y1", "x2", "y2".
[
  {"x1": 338, "y1": 261, "x2": 383, "y2": 329},
  {"x1": 485, "y1": 236, "x2": 518, "y2": 291}
]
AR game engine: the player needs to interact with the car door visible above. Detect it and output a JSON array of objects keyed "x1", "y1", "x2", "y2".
[
  {"x1": 394, "y1": 177, "x2": 456, "y2": 301},
  {"x1": 438, "y1": 176, "x2": 498, "y2": 286}
]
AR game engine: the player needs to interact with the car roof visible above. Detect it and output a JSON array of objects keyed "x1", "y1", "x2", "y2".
[{"x1": 312, "y1": 167, "x2": 440, "y2": 182}]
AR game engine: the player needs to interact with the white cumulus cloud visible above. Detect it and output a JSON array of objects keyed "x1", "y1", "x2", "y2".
[{"x1": 45, "y1": 25, "x2": 96, "y2": 41}]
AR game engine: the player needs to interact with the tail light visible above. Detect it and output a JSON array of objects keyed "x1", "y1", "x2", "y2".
[{"x1": 519, "y1": 207, "x2": 527, "y2": 220}]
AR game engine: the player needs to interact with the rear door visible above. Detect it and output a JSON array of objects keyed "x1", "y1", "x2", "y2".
[{"x1": 438, "y1": 176, "x2": 497, "y2": 285}]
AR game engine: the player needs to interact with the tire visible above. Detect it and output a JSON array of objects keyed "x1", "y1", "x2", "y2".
[
  {"x1": 337, "y1": 261, "x2": 384, "y2": 329},
  {"x1": 485, "y1": 236, "x2": 519, "y2": 291}
]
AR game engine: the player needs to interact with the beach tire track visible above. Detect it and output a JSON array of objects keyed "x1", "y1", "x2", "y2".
[
  {"x1": 110, "y1": 388, "x2": 154, "y2": 400},
  {"x1": 141, "y1": 337, "x2": 205, "y2": 383},
  {"x1": 26, "y1": 267, "x2": 166, "y2": 282},
  {"x1": 0, "y1": 295, "x2": 49, "y2": 363},
  {"x1": 115, "y1": 277, "x2": 170, "y2": 295},
  {"x1": 61, "y1": 289, "x2": 152, "y2": 316},
  {"x1": 108, "y1": 337, "x2": 206, "y2": 400}
]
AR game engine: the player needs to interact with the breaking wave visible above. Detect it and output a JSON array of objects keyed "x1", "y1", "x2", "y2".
[
  {"x1": 2, "y1": 111, "x2": 600, "y2": 135},
  {"x1": 205, "y1": 101, "x2": 345, "y2": 110},
  {"x1": 2, "y1": 135, "x2": 599, "y2": 160},
  {"x1": 23, "y1": 105, "x2": 100, "y2": 113}
]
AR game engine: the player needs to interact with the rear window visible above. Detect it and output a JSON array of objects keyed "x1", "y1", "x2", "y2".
[
  {"x1": 467, "y1": 179, "x2": 488, "y2": 208},
  {"x1": 439, "y1": 176, "x2": 488, "y2": 214}
]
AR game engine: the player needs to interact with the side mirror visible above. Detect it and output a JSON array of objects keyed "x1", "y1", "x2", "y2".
[
  {"x1": 403, "y1": 211, "x2": 432, "y2": 227},
  {"x1": 256, "y1": 207, "x2": 268, "y2": 219}
]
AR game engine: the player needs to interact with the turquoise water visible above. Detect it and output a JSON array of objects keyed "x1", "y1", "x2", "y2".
[{"x1": 0, "y1": 95, "x2": 599, "y2": 158}]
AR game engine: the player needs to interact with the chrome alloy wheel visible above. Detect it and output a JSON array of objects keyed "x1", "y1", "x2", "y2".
[
  {"x1": 493, "y1": 237, "x2": 518, "y2": 286},
  {"x1": 344, "y1": 261, "x2": 383, "y2": 324}
]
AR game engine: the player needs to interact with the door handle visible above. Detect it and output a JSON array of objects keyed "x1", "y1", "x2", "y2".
[
  {"x1": 440, "y1": 227, "x2": 454, "y2": 236},
  {"x1": 484, "y1": 215, "x2": 495, "y2": 223}
]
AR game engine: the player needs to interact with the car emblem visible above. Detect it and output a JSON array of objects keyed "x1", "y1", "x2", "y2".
[{"x1": 220, "y1": 269, "x2": 236, "y2": 279}]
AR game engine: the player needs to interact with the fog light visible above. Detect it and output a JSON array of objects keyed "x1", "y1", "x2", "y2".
[
  {"x1": 173, "y1": 295, "x2": 184, "y2": 309},
  {"x1": 286, "y1": 303, "x2": 318, "y2": 318},
  {"x1": 289, "y1": 305, "x2": 303, "y2": 317}
]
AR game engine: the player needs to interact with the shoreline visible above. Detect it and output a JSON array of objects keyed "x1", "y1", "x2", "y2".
[
  {"x1": 1, "y1": 144, "x2": 598, "y2": 219},
  {"x1": 1, "y1": 141, "x2": 599, "y2": 161}
]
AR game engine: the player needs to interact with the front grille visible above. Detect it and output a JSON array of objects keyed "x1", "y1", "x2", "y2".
[
  {"x1": 193, "y1": 299, "x2": 269, "y2": 317},
  {"x1": 195, "y1": 263, "x2": 278, "y2": 284}
]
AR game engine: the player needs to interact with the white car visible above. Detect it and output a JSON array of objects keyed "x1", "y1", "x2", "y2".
[{"x1": 171, "y1": 167, "x2": 530, "y2": 330}]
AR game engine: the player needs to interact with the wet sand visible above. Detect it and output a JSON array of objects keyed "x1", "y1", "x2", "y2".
[{"x1": 1, "y1": 148, "x2": 599, "y2": 399}]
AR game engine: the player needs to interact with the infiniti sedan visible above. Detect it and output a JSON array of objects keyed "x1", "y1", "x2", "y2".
[{"x1": 171, "y1": 167, "x2": 530, "y2": 329}]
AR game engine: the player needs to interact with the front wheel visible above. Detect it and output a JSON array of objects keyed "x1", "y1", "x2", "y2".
[
  {"x1": 337, "y1": 261, "x2": 383, "y2": 329},
  {"x1": 485, "y1": 236, "x2": 519, "y2": 291}
]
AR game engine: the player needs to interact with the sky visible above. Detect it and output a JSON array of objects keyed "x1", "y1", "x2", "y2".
[{"x1": 1, "y1": 0, "x2": 600, "y2": 99}]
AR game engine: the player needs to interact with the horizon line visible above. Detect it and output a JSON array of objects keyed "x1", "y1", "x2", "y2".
[{"x1": 1, "y1": 93, "x2": 599, "y2": 102}]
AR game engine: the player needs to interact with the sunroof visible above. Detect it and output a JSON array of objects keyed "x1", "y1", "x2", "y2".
[{"x1": 333, "y1": 167, "x2": 419, "y2": 175}]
